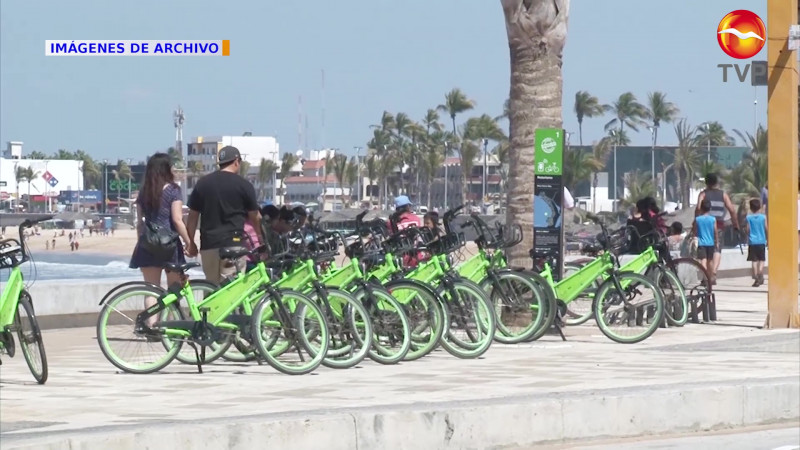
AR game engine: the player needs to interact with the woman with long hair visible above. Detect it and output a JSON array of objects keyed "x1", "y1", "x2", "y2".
[{"x1": 129, "y1": 152, "x2": 192, "y2": 292}]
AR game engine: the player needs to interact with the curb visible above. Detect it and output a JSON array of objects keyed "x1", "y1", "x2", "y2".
[{"x1": 3, "y1": 377, "x2": 798, "y2": 450}]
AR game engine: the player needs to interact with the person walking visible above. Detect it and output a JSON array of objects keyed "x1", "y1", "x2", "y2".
[
  {"x1": 693, "y1": 199, "x2": 718, "y2": 279},
  {"x1": 186, "y1": 146, "x2": 262, "y2": 284},
  {"x1": 695, "y1": 173, "x2": 739, "y2": 284},
  {"x1": 129, "y1": 153, "x2": 192, "y2": 322},
  {"x1": 744, "y1": 198, "x2": 768, "y2": 287}
]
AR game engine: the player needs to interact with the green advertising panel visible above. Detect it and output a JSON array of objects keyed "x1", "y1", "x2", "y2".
[{"x1": 534, "y1": 128, "x2": 564, "y2": 176}]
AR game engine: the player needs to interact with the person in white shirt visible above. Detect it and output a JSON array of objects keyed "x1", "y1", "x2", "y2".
[{"x1": 563, "y1": 186, "x2": 575, "y2": 210}]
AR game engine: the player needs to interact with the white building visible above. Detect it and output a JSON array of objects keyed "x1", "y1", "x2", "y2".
[
  {"x1": 186, "y1": 135, "x2": 280, "y2": 174},
  {"x1": 0, "y1": 157, "x2": 84, "y2": 206}
]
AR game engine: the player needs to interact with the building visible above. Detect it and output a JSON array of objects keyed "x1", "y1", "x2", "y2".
[
  {"x1": 186, "y1": 135, "x2": 280, "y2": 194},
  {"x1": 0, "y1": 142, "x2": 84, "y2": 212},
  {"x1": 282, "y1": 150, "x2": 351, "y2": 211}
]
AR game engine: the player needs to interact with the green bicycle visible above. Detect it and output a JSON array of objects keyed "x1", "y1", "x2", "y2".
[
  {"x1": 0, "y1": 217, "x2": 51, "y2": 384},
  {"x1": 97, "y1": 244, "x2": 330, "y2": 375},
  {"x1": 529, "y1": 215, "x2": 666, "y2": 344}
]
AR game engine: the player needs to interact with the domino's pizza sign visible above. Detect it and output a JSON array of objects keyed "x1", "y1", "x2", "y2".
[{"x1": 43, "y1": 171, "x2": 59, "y2": 188}]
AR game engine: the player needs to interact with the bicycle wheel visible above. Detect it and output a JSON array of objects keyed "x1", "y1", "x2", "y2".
[
  {"x1": 351, "y1": 285, "x2": 411, "y2": 365},
  {"x1": 650, "y1": 265, "x2": 688, "y2": 327},
  {"x1": 384, "y1": 279, "x2": 446, "y2": 361},
  {"x1": 96, "y1": 285, "x2": 183, "y2": 374},
  {"x1": 438, "y1": 278, "x2": 496, "y2": 359},
  {"x1": 308, "y1": 288, "x2": 372, "y2": 369},
  {"x1": 481, "y1": 270, "x2": 547, "y2": 344},
  {"x1": 561, "y1": 259, "x2": 600, "y2": 326},
  {"x1": 518, "y1": 270, "x2": 559, "y2": 342},
  {"x1": 668, "y1": 258, "x2": 713, "y2": 322},
  {"x1": 250, "y1": 289, "x2": 329, "y2": 375},
  {"x1": 15, "y1": 292, "x2": 47, "y2": 384},
  {"x1": 173, "y1": 280, "x2": 235, "y2": 365},
  {"x1": 593, "y1": 271, "x2": 664, "y2": 344}
]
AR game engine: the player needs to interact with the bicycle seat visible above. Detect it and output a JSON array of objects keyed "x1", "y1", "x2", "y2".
[
  {"x1": 164, "y1": 262, "x2": 201, "y2": 273},
  {"x1": 219, "y1": 246, "x2": 250, "y2": 260}
]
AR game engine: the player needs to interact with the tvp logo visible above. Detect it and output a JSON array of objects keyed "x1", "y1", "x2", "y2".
[{"x1": 715, "y1": 10, "x2": 768, "y2": 85}]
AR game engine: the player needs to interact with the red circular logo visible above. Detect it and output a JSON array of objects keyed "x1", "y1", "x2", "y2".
[{"x1": 717, "y1": 10, "x2": 766, "y2": 59}]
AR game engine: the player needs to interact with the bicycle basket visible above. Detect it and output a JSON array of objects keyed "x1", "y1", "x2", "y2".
[
  {"x1": 602, "y1": 226, "x2": 632, "y2": 255},
  {"x1": 0, "y1": 240, "x2": 25, "y2": 270},
  {"x1": 429, "y1": 232, "x2": 466, "y2": 255}
]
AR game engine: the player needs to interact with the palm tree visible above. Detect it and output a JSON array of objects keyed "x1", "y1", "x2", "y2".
[
  {"x1": 75, "y1": 150, "x2": 101, "y2": 189},
  {"x1": 733, "y1": 125, "x2": 768, "y2": 195},
  {"x1": 437, "y1": 89, "x2": 475, "y2": 205},
  {"x1": 574, "y1": 91, "x2": 606, "y2": 146},
  {"x1": 257, "y1": 158, "x2": 279, "y2": 201},
  {"x1": 331, "y1": 154, "x2": 349, "y2": 207},
  {"x1": 14, "y1": 165, "x2": 25, "y2": 210},
  {"x1": 604, "y1": 92, "x2": 649, "y2": 136},
  {"x1": 438, "y1": 88, "x2": 475, "y2": 139},
  {"x1": 563, "y1": 147, "x2": 601, "y2": 193},
  {"x1": 345, "y1": 157, "x2": 359, "y2": 206},
  {"x1": 463, "y1": 114, "x2": 507, "y2": 206},
  {"x1": 672, "y1": 119, "x2": 704, "y2": 207},
  {"x1": 166, "y1": 147, "x2": 183, "y2": 167},
  {"x1": 621, "y1": 170, "x2": 657, "y2": 210},
  {"x1": 365, "y1": 154, "x2": 378, "y2": 205},
  {"x1": 238, "y1": 159, "x2": 251, "y2": 178},
  {"x1": 116, "y1": 160, "x2": 132, "y2": 202},
  {"x1": 646, "y1": 91, "x2": 679, "y2": 148},
  {"x1": 590, "y1": 138, "x2": 612, "y2": 212},
  {"x1": 501, "y1": 0, "x2": 569, "y2": 264},
  {"x1": 189, "y1": 160, "x2": 204, "y2": 190},
  {"x1": 279, "y1": 152, "x2": 299, "y2": 199}
]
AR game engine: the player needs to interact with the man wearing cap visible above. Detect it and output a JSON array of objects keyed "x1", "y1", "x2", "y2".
[{"x1": 186, "y1": 146, "x2": 263, "y2": 283}]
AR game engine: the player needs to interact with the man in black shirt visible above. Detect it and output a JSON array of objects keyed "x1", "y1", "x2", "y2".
[{"x1": 186, "y1": 146, "x2": 262, "y2": 283}]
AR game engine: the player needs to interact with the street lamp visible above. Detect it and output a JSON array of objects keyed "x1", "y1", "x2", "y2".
[
  {"x1": 444, "y1": 141, "x2": 450, "y2": 211},
  {"x1": 103, "y1": 159, "x2": 108, "y2": 214},
  {"x1": 647, "y1": 125, "x2": 658, "y2": 182},
  {"x1": 610, "y1": 130, "x2": 618, "y2": 211},
  {"x1": 126, "y1": 158, "x2": 132, "y2": 211},
  {"x1": 354, "y1": 146, "x2": 362, "y2": 207},
  {"x1": 482, "y1": 138, "x2": 489, "y2": 214},
  {"x1": 701, "y1": 122, "x2": 712, "y2": 162}
]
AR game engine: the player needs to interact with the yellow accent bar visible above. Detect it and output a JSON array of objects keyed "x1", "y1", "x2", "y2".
[
  {"x1": 766, "y1": 0, "x2": 800, "y2": 328},
  {"x1": 222, "y1": 40, "x2": 230, "y2": 56}
]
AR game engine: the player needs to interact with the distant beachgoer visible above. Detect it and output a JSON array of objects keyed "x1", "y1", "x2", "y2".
[
  {"x1": 75, "y1": 241, "x2": 80, "y2": 251},
  {"x1": 129, "y1": 153, "x2": 193, "y2": 327},
  {"x1": 51, "y1": 238, "x2": 55, "y2": 249}
]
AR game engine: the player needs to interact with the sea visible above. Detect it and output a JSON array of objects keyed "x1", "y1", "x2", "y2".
[{"x1": 0, "y1": 251, "x2": 204, "y2": 282}]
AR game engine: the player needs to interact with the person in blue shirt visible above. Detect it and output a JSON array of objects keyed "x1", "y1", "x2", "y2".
[
  {"x1": 745, "y1": 198, "x2": 768, "y2": 287},
  {"x1": 693, "y1": 199, "x2": 718, "y2": 281}
]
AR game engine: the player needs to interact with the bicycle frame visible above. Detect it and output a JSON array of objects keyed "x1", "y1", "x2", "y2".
[
  {"x1": 0, "y1": 267, "x2": 23, "y2": 329},
  {"x1": 145, "y1": 262, "x2": 272, "y2": 338}
]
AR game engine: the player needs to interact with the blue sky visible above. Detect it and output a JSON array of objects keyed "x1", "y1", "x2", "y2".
[{"x1": 0, "y1": 0, "x2": 770, "y2": 161}]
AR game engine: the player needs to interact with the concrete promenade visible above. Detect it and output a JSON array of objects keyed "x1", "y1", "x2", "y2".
[{"x1": 0, "y1": 276, "x2": 798, "y2": 449}]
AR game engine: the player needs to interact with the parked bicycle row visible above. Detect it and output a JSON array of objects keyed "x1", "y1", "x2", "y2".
[{"x1": 90, "y1": 203, "x2": 715, "y2": 376}]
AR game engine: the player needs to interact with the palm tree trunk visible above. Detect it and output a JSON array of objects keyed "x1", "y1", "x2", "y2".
[
  {"x1": 592, "y1": 172, "x2": 598, "y2": 213},
  {"x1": 505, "y1": 44, "x2": 565, "y2": 266},
  {"x1": 578, "y1": 120, "x2": 584, "y2": 147}
]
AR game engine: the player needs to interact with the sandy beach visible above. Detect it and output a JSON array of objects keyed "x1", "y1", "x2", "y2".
[{"x1": 24, "y1": 228, "x2": 138, "y2": 258}]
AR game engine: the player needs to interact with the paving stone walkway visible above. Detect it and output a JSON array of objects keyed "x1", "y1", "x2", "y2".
[{"x1": 1, "y1": 277, "x2": 798, "y2": 441}]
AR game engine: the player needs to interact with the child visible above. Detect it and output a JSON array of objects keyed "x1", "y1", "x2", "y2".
[
  {"x1": 667, "y1": 221, "x2": 684, "y2": 253},
  {"x1": 745, "y1": 198, "x2": 768, "y2": 287},
  {"x1": 693, "y1": 199, "x2": 718, "y2": 283}
]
